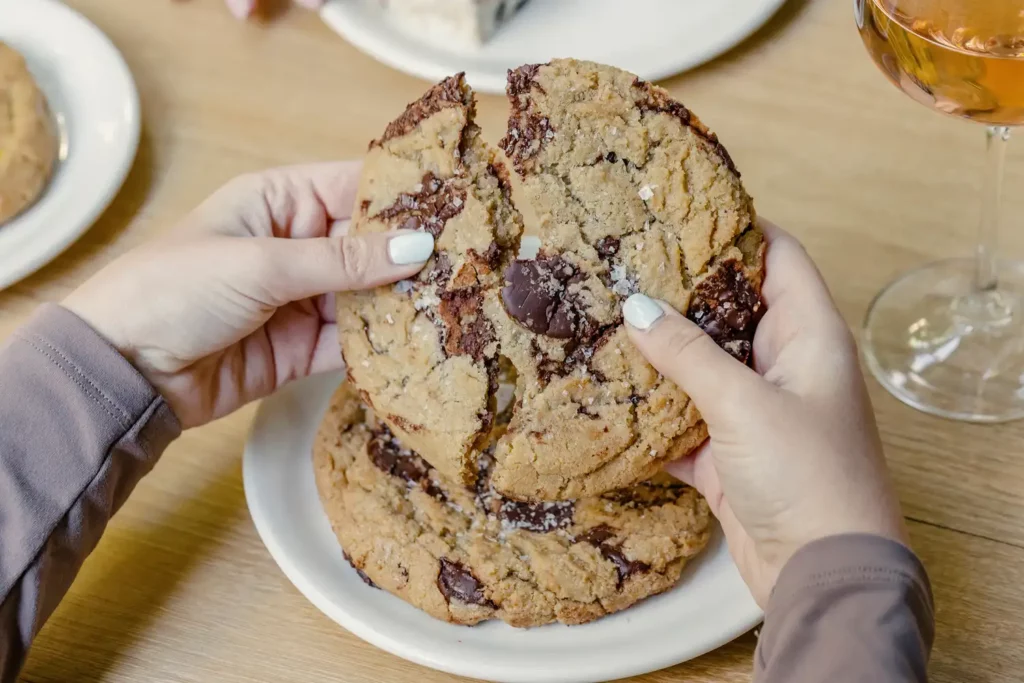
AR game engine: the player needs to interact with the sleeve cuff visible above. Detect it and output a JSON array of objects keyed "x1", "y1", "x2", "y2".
[
  {"x1": 10, "y1": 303, "x2": 181, "y2": 455},
  {"x1": 768, "y1": 533, "x2": 934, "y2": 623}
]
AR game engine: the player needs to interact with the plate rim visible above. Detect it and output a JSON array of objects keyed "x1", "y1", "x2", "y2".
[
  {"x1": 243, "y1": 372, "x2": 763, "y2": 683},
  {"x1": 319, "y1": 0, "x2": 789, "y2": 94},
  {"x1": 0, "y1": 0, "x2": 141, "y2": 291}
]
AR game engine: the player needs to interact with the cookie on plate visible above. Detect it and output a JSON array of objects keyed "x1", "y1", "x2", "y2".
[
  {"x1": 0, "y1": 42, "x2": 57, "y2": 225},
  {"x1": 313, "y1": 382, "x2": 712, "y2": 628},
  {"x1": 338, "y1": 60, "x2": 764, "y2": 501}
]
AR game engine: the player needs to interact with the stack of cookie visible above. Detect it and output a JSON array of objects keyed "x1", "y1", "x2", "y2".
[{"x1": 313, "y1": 59, "x2": 765, "y2": 627}]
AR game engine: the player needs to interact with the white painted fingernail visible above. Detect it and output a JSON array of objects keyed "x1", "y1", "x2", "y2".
[
  {"x1": 388, "y1": 232, "x2": 435, "y2": 265},
  {"x1": 623, "y1": 294, "x2": 665, "y2": 330}
]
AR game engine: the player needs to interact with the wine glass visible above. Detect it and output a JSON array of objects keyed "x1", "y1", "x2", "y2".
[{"x1": 855, "y1": 0, "x2": 1024, "y2": 422}]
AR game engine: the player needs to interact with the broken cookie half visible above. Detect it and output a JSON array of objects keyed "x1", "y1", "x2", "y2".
[{"x1": 337, "y1": 60, "x2": 765, "y2": 500}]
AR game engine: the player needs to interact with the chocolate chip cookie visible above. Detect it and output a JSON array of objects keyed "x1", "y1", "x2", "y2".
[
  {"x1": 313, "y1": 382, "x2": 712, "y2": 627},
  {"x1": 0, "y1": 42, "x2": 57, "y2": 225},
  {"x1": 338, "y1": 60, "x2": 764, "y2": 500}
]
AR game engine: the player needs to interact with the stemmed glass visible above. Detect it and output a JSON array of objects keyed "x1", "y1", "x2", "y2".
[{"x1": 855, "y1": 0, "x2": 1024, "y2": 422}]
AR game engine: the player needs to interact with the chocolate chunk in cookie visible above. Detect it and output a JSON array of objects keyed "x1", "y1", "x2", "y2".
[
  {"x1": 687, "y1": 258, "x2": 764, "y2": 364},
  {"x1": 501, "y1": 257, "x2": 591, "y2": 339},
  {"x1": 438, "y1": 558, "x2": 493, "y2": 607}
]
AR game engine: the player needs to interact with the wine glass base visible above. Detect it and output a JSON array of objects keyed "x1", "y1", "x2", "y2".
[{"x1": 862, "y1": 258, "x2": 1024, "y2": 423}]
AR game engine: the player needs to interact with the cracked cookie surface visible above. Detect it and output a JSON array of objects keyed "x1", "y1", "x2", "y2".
[
  {"x1": 0, "y1": 43, "x2": 57, "y2": 225},
  {"x1": 313, "y1": 382, "x2": 712, "y2": 627},
  {"x1": 338, "y1": 60, "x2": 764, "y2": 500},
  {"x1": 337, "y1": 73, "x2": 523, "y2": 487},
  {"x1": 491, "y1": 59, "x2": 763, "y2": 499}
]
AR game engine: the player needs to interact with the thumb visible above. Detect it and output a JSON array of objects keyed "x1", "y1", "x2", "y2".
[
  {"x1": 249, "y1": 230, "x2": 434, "y2": 305},
  {"x1": 623, "y1": 293, "x2": 764, "y2": 425}
]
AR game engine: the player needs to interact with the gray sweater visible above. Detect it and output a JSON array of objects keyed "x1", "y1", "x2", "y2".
[{"x1": 0, "y1": 305, "x2": 935, "y2": 682}]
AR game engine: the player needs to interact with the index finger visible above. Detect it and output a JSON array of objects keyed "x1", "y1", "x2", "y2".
[{"x1": 758, "y1": 219, "x2": 843, "y2": 320}]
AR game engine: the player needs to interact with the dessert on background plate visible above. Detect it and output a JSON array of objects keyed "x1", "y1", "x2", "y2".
[
  {"x1": 338, "y1": 58, "x2": 764, "y2": 502},
  {"x1": 378, "y1": 0, "x2": 530, "y2": 49},
  {"x1": 0, "y1": 41, "x2": 57, "y2": 225},
  {"x1": 313, "y1": 382, "x2": 712, "y2": 627},
  {"x1": 320, "y1": 0, "x2": 789, "y2": 95}
]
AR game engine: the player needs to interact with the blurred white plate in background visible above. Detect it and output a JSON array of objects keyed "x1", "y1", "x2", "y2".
[
  {"x1": 0, "y1": 0, "x2": 139, "y2": 291},
  {"x1": 244, "y1": 372, "x2": 762, "y2": 683},
  {"x1": 321, "y1": 0, "x2": 787, "y2": 94}
]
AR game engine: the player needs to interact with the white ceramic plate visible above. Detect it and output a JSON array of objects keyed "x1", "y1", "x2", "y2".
[
  {"x1": 0, "y1": 0, "x2": 140, "y2": 290},
  {"x1": 244, "y1": 372, "x2": 762, "y2": 683},
  {"x1": 320, "y1": 0, "x2": 787, "y2": 94}
]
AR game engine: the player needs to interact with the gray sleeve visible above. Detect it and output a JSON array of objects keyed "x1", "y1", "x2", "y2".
[
  {"x1": 0, "y1": 304, "x2": 180, "y2": 682},
  {"x1": 755, "y1": 533, "x2": 935, "y2": 683}
]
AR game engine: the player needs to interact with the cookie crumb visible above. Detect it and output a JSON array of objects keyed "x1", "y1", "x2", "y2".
[{"x1": 414, "y1": 291, "x2": 441, "y2": 311}]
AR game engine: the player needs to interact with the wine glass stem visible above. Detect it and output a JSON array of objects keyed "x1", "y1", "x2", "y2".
[{"x1": 975, "y1": 126, "x2": 1011, "y2": 293}]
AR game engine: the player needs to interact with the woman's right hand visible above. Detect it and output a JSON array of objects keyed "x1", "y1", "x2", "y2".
[{"x1": 623, "y1": 220, "x2": 908, "y2": 607}]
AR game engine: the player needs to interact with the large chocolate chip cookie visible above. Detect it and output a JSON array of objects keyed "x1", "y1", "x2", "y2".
[
  {"x1": 338, "y1": 59, "x2": 764, "y2": 500},
  {"x1": 313, "y1": 382, "x2": 712, "y2": 627}
]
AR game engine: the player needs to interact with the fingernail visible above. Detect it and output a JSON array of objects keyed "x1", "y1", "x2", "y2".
[
  {"x1": 623, "y1": 294, "x2": 665, "y2": 330},
  {"x1": 388, "y1": 232, "x2": 435, "y2": 265}
]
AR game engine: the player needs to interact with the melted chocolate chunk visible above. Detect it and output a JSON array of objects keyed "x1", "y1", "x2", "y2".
[
  {"x1": 633, "y1": 78, "x2": 739, "y2": 177},
  {"x1": 437, "y1": 558, "x2": 492, "y2": 606},
  {"x1": 595, "y1": 236, "x2": 620, "y2": 258},
  {"x1": 437, "y1": 289, "x2": 495, "y2": 361},
  {"x1": 501, "y1": 257, "x2": 589, "y2": 339},
  {"x1": 501, "y1": 63, "x2": 553, "y2": 176},
  {"x1": 507, "y1": 62, "x2": 543, "y2": 98},
  {"x1": 497, "y1": 499, "x2": 575, "y2": 533},
  {"x1": 578, "y1": 524, "x2": 650, "y2": 585},
  {"x1": 374, "y1": 172, "x2": 466, "y2": 239},
  {"x1": 687, "y1": 259, "x2": 763, "y2": 364},
  {"x1": 374, "y1": 73, "x2": 471, "y2": 147},
  {"x1": 344, "y1": 552, "x2": 378, "y2": 589},
  {"x1": 428, "y1": 251, "x2": 454, "y2": 286},
  {"x1": 601, "y1": 481, "x2": 689, "y2": 508},
  {"x1": 474, "y1": 451, "x2": 575, "y2": 533},
  {"x1": 368, "y1": 426, "x2": 446, "y2": 501}
]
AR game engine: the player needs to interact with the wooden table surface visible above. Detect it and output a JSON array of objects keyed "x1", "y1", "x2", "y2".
[{"x1": 5, "y1": 0, "x2": 1024, "y2": 681}]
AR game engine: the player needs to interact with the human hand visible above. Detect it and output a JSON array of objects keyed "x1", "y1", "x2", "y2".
[
  {"x1": 63, "y1": 162, "x2": 434, "y2": 429},
  {"x1": 623, "y1": 221, "x2": 907, "y2": 607},
  {"x1": 223, "y1": 0, "x2": 324, "y2": 20}
]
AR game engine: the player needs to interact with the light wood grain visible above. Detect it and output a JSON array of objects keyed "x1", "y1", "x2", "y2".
[{"x1": 5, "y1": 0, "x2": 1024, "y2": 680}]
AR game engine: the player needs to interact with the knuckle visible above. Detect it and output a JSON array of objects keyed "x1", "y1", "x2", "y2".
[
  {"x1": 336, "y1": 237, "x2": 372, "y2": 285},
  {"x1": 661, "y1": 322, "x2": 708, "y2": 360}
]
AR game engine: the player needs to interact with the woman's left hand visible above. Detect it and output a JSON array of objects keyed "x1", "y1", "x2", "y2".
[
  {"x1": 64, "y1": 162, "x2": 433, "y2": 429},
  {"x1": 223, "y1": 0, "x2": 324, "y2": 20}
]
